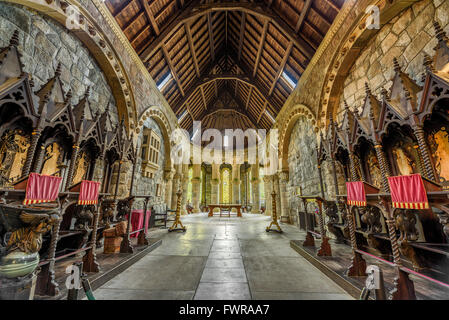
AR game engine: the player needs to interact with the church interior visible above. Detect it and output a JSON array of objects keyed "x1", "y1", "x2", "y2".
[{"x1": 1, "y1": 0, "x2": 449, "y2": 302}]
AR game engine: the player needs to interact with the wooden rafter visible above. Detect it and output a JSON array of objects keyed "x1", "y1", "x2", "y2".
[
  {"x1": 257, "y1": 101, "x2": 268, "y2": 123},
  {"x1": 207, "y1": 12, "x2": 216, "y2": 61},
  {"x1": 295, "y1": 0, "x2": 312, "y2": 32},
  {"x1": 246, "y1": 86, "x2": 253, "y2": 110},
  {"x1": 268, "y1": 42, "x2": 293, "y2": 95},
  {"x1": 161, "y1": 45, "x2": 185, "y2": 96},
  {"x1": 237, "y1": 12, "x2": 246, "y2": 61},
  {"x1": 200, "y1": 86, "x2": 207, "y2": 110},
  {"x1": 139, "y1": 1, "x2": 315, "y2": 62},
  {"x1": 185, "y1": 22, "x2": 200, "y2": 77},
  {"x1": 140, "y1": 0, "x2": 160, "y2": 36},
  {"x1": 253, "y1": 19, "x2": 268, "y2": 77}
]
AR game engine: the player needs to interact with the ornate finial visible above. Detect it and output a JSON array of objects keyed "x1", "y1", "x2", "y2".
[
  {"x1": 55, "y1": 62, "x2": 62, "y2": 77},
  {"x1": 423, "y1": 53, "x2": 434, "y2": 71},
  {"x1": 84, "y1": 86, "x2": 91, "y2": 98},
  {"x1": 380, "y1": 87, "x2": 389, "y2": 101},
  {"x1": 65, "y1": 89, "x2": 72, "y2": 103},
  {"x1": 404, "y1": 88, "x2": 411, "y2": 101},
  {"x1": 393, "y1": 57, "x2": 401, "y2": 72},
  {"x1": 9, "y1": 30, "x2": 19, "y2": 47},
  {"x1": 28, "y1": 75, "x2": 34, "y2": 88},
  {"x1": 434, "y1": 21, "x2": 447, "y2": 43},
  {"x1": 364, "y1": 82, "x2": 371, "y2": 95}
]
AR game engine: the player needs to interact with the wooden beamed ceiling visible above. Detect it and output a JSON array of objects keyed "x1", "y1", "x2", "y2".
[{"x1": 106, "y1": 0, "x2": 344, "y2": 131}]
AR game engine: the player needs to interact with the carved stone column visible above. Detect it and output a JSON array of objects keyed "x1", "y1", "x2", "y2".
[
  {"x1": 191, "y1": 164, "x2": 201, "y2": 213},
  {"x1": 263, "y1": 175, "x2": 272, "y2": 216},
  {"x1": 413, "y1": 124, "x2": 437, "y2": 181},
  {"x1": 232, "y1": 164, "x2": 240, "y2": 204},
  {"x1": 181, "y1": 175, "x2": 189, "y2": 215},
  {"x1": 171, "y1": 172, "x2": 181, "y2": 210},
  {"x1": 164, "y1": 169, "x2": 174, "y2": 210},
  {"x1": 279, "y1": 171, "x2": 290, "y2": 223},
  {"x1": 211, "y1": 164, "x2": 220, "y2": 212}
]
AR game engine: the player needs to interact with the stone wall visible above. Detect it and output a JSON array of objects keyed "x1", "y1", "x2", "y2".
[
  {"x1": 0, "y1": 3, "x2": 118, "y2": 123},
  {"x1": 340, "y1": 0, "x2": 449, "y2": 116},
  {"x1": 133, "y1": 117, "x2": 166, "y2": 212},
  {"x1": 287, "y1": 116, "x2": 319, "y2": 219}
]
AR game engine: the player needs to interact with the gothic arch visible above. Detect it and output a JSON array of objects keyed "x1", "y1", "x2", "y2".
[
  {"x1": 137, "y1": 106, "x2": 173, "y2": 170},
  {"x1": 4, "y1": 0, "x2": 137, "y2": 132},
  {"x1": 318, "y1": 0, "x2": 420, "y2": 129},
  {"x1": 278, "y1": 104, "x2": 317, "y2": 171}
]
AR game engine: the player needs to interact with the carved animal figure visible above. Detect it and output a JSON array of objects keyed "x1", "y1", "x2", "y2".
[
  {"x1": 7, "y1": 211, "x2": 59, "y2": 254},
  {"x1": 395, "y1": 210, "x2": 419, "y2": 242},
  {"x1": 361, "y1": 207, "x2": 382, "y2": 233}
]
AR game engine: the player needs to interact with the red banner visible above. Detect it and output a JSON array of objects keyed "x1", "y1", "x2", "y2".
[
  {"x1": 126, "y1": 209, "x2": 151, "y2": 238},
  {"x1": 78, "y1": 180, "x2": 101, "y2": 205},
  {"x1": 346, "y1": 181, "x2": 366, "y2": 206},
  {"x1": 23, "y1": 173, "x2": 62, "y2": 205},
  {"x1": 388, "y1": 174, "x2": 429, "y2": 209}
]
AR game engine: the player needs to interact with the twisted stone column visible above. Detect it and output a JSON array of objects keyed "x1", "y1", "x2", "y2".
[
  {"x1": 374, "y1": 144, "x2": 391, "y2": 192},
  {"x1": 22, "y1": 128, "x2": 41, "y2": 177},
  {"x1": 279, "y1": 171, "x2": 290, "y2": 223},
  {"x1": 413, "y1": 125, "x2": 437, "y2": 181}
]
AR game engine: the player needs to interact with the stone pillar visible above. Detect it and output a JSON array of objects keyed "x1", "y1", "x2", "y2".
[
  {"x1": 211, "y1": 164, "x2": 220, "y2": 211},
  {"x1": 164, "y1": 169, "x2": 174, "y2": 210},
  {"x1": 251, "y1": 163, "x2": 260, "y2": 213},
  {"x1": 263, "y1": 175, "x2": 272, "y2": 216},
  {"x1": 180, "y1": 165, "x2": 189, "y2": 215},
  {"x1": 191, "y1": 164, "x2": 201, "y2": 213},
  {"x1": 232, "y1": 164, "x2": 240, "y2": 204},
  {"x1": 171, "y1": 171, "x2": 181, "y2": 210},
  {"x1": 279, "y1": 171, "x2": 290, "y2": 223}
]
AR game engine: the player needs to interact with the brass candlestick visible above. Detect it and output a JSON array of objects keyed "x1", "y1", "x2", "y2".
[
  {"x1": 266, "y1": 190, "x2": 282, "y2": 233},
  {"x1": 168, "y1": 189, "x2": 186, "y2": 232}
]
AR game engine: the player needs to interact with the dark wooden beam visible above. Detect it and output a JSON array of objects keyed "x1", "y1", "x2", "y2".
[
  {"x1": 200, "y1": 86, "x2": 208, "y2": 111},
  {"x1": 257, "y1": 102, "x2": 268, "y2": 123},
  {"x1": 161, "y1": 45, "x2": 185, "y2": 96},
  {"x1": 268, "y1": 42, "x2": 293, "y2": 95},
  {"x1": 139, "y1": 1, "x2": 315, "y2": 62},
  {"x1": 185, "y1": 22, "x2": 200, "y2": 77},
  {"x1": 295, "y1": 0, "x2": 312, "y2": 32},
  {"x1": 238, "y1": 12, "x2": 246, "y2": 61},
  {"x1": 140, "y1": 0, "x2": 160, "y2": 36},
  {"x1": 207, "y1": 12, "x2": 216, "y2": 61},
  {"x1": 253, "y1": 19, "x2": 268, "y2": 77},
  {"x1": 246, "y1": 86, "x2": 253, "y2": 110}
]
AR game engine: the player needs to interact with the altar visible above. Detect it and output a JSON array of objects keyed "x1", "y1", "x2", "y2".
[{"x1": 207, "y1": 204, "x2": 243, "y2": 217}]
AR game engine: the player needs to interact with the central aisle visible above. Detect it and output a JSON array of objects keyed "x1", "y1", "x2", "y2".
[{"x1": 93, "y1": 213, "x2": 352, "y2": 300}]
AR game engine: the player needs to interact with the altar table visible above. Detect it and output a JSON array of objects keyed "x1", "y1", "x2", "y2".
[{"x1": 208, "y1": 204, "x2": 242, "y2": 217}]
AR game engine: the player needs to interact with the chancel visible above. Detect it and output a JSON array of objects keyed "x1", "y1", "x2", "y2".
[{"x1": 0, "y1": 0, "x2": 449, "y2": 303}]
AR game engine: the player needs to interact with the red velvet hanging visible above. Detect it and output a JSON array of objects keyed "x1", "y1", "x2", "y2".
[
  {"x1": 388, "y1": 174, "x2": 429, "y2": 209},
  {"x1": 23, "y1": 173, "x2": 62, "y2": 205},
  {"x1": 78, "y1": 180, "x2": 101, "y2": 205},
  {"x1": 346, "y1": 181, "x2": 367, "y2": 206}
]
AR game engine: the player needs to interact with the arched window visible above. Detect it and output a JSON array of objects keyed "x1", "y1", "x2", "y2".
[{"x1": 221, "y1": 168, "x2": 231, "y2": 204}]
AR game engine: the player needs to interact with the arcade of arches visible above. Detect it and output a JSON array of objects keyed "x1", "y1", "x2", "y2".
[{"x1": 1, "y1": 0, "x2": 449, "y2": 301}]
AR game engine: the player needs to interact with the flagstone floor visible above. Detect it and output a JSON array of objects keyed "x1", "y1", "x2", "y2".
[{"x1": 92, "y1": 213, "x2": 352, "y2": 300}]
